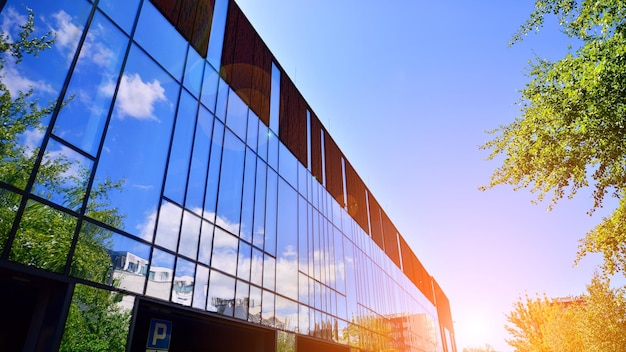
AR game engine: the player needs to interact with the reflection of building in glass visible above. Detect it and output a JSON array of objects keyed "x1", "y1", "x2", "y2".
[{"x1": 0, "y1": 1, "x2": 456, "y2": 351}]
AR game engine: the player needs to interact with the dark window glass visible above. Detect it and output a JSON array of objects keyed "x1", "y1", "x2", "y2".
[
  {"x1": 193, "y1": 264, "x2": 210, "y2": 310},
  {"x1": 87, "y1": 44, "x2": 177, "y2": 238},
  {"x1": 172, "y1": 257, "x2": 195, "y2": 306},
  {"x1": 10, "y1": 200, "x2": 77, "y2": 273},
  {"x1": 207, "y1": 270, "x2": 235, "y2": 316},
  {"x1": 225, "y1": 89, "x2": 248, "y2": 140},
  {"x1": 185, "y1": 106, "x2": 214, "y2": 215},
  {"x1": 53, "y1": 11, "x2": 129, "y2": 156},
  {"x1": 183, "y1": 45, "x2": 204, "y2": 98},
  {"x1": 164, "y1": 90, "x2": 197, "y2": 204},
  {"x1": 239, "y1": 148, "x2": 256, "y2": 242},
  {"x1": 146, "y1": 248, "x2": 175, "y2": 301},
  {"x1": 0, "y1": 1, "x2": 91, "y2": 189},
  {"x1": 179, "y1": 210, "x2": 201, "y2": 259},
  {"x1": 215, "y1": 130, "x2": 245, "y2": 235},
  {"x1": 252, "y1": 158, "x2": 266, "y2": 249},
  {"x1": 134, "y1": 1, "x2": 186, "y2": 81},
  {"x1": 203, "y1": 120, "x2": 224, "y2": 223},
  {"x1": 154, "y1": 200, "x2": 182, "y2": 251},
  {"x1": 212, "y1": 227, "x2": 238, "y2": 276},
  {"x1": 32, "y1": 138, "x2": 93, "y2": 212},
  {"x1": 276, "y1": 178, "x2": 298, "y2": 300},
  {"x1": 264, "y1": 169, "x2": 277, "y2": 256},
  {"x1": 98, "y1": 0, "x2": 140, "y2": 34}
]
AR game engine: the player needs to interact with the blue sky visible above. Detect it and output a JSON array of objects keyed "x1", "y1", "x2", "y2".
[{"x1": 235, "y1": 1, "x2": 623, "y2": 350}]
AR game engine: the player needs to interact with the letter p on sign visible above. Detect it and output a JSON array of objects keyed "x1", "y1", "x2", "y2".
[{"x1": 147, "y1": 319, "x2": 172, "y2": 351}]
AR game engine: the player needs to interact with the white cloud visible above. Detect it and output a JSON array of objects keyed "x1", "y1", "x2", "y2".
[
  {"x1": 50, "y1": 10, "x2": 82, "y2": 59},
  {"x1": 102, "y1": 73, "x2": 167, "y2": 121}
]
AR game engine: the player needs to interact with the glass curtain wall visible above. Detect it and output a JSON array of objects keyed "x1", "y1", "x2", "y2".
[{"x1": 0, "y1": 0, "x2": 442, "y2": 351}]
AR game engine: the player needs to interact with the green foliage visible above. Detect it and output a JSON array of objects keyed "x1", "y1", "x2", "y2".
[
  {"x1": 481, "y1": 0, "x2": 626, "y2": 274},
  {"x1": 505, "y1": 275, "x2": 626, "y2": 352},
  {"x1": 60, "y1": 284, "x2": 131, "y2": 352},
  {"x1": 0, "y1": 8, "x2": 130, "y2": 351}
]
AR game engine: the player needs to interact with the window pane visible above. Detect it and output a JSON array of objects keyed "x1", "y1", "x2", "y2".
[
  {"x1": 192, "y1": 264, "x2": 209, "y2": 310},
  {"x1": 250, "y1": 248, "x2": 263, "y2": 287},
  {"x1": 179, "y1": 210, "x2": 201, "y2": 259},
  {"x1": 0, "y1": 189, "x2": 20, "y2": 252},
  {"x1": 275, "y1": 296, "x2": 298, "y2": 332},
  {"x1": 183, "y1": 45, "x2": 204, "y2": 98},
  {"x1": 10, "y1": 200, "x2": 77, "y2": 273},
  {"x1": 276, "y1": 178, "x2": 298, "y2": 300},
  {"x1": 200, "y1": 64, "x2": 218, "y2": 112},
  {"x1": 252, "y1": 159, "x2": 266, "y2": 249},
  {"x1": 248, "y1": 285, "x2": 262, "y2": 324},
  {"x1": 197, "y1": 219, "x2": 214, "y2": 266},
  {"x1": 246, "y1": 111, "x2": 259, "y2": 152},
  {"x1": 172, "y1": 257, "x2": 195, "y2": 306},
  {"x1": 237, "y1": 241, "x2": 251, "y2": 281},
  {"x1": 264, "y1": 168, "x2": 277, "y2": 256},
  {"x1": 298, "y1": 272, "x2": 308, "y2": 305},
  {"x1": 134, "y1": 1, "x2": 186, "y2": 81},
  {"x1": 211, "y1": 227, "x2": 238, "y2": 276},
  {"x1": 298, "y1": 197, "x2": 309, "y2": 275},
  {"x1": 32, "y1": 138, "x2": 93, "y2": 212},
  {"x1": 261, "y1": 290, "x2": 275, "y2": 327},
  {"x1": 88, "y1": 44, "x2": 178, "y2": 238},
  {"x1": 185, "y1": 106, "x2": 214, "y2": 214},
  {"x1": 164, "y1": 90, "x2": 197, "y2": 204},
  {"x1": 207, "y1": 270, "x2": 235, "y2": 316},
  {"x1": 262, "y1": 254, "x2": 275, "y2": 291},
  {"x1": 154, "y1": 200, "x2": 182, "y2": 251},
  {"x1": 146, "y1": 248, "x2": 175, "y2": 301},
  {"x1": 299, "y1": 304, "x2": 310, "y2": 335},
  {"x1": 53, "y1": 11, "x2": 129, "y2": 156},
  {"x1": 225, "y1": 90, "x2": 248, "y2": 140},
  {"x1": 60, "y1": 284, "x2": 133, "y2": 351},
  {"x1": 234, "y1": 280, "x2": 250, "y2": 320},
  {"x1": 239, "y1": 148, "x2": 256, "y2": 242},
  {"x1": 98, "y1": 0, "x2": 140, "y2": 34},
  {"x1": 215, "y1": 130, "x2": 245, "y2": 235},
  {"x1": 203, "y1": 120, "x2": 224, "y2": 222},
  {"x1": 279, "y1": 143, "x2": 298, "y2": 189}
]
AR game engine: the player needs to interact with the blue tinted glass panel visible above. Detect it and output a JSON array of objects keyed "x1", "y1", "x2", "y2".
[
  {"x1": 239, "y1": 149, "x2": 256, "y2": 242},
  {"x1": 257, "y1": 121, "x2": 269, "y2": 162},
  {"x1": 179, "y1": 210, "x2": 201, "y2": 259},
  {"x1": 203, "y1": 120, "x2": 224, "y2": 222},
  {"x1": 246, "y1": 111, "x2": 259, "y2": 152},
  {"x1": 278, "y1": 143, "x2": 298, "y2": 189},
  {"x1": 32, "y1": 138, "x2": 93, "y2": 212},
  {"x1": 237, "y1": 241, "x2": 251, "y2": 281},
  {"x1": 269, "y1": 62, "x2": 280, "y2": 134},
  {"x1": 53, "y1": 11, "x2": 128, "y2": 156},
  {"x1": 215, "y1": 130, "x2": 245, "y2": 235},
  {"x1": 250, "y1": 248, "x2": 263, "y2": 287},
  {"x1": 235, "y1": 280, "x2": 250, "y2": 320},
  {"x1": 185, "y1": 106, "x2": 214, "y2": 214},
  {"x1": 249, "y1": 285, "x2": 262, "y2": 324},
  {"x1": 215, "y1": 78, "x2": 228, "y2": 121},
  {"x1": 154, "y1": 200, "x2": 182, "y2": 251},
  {"x1": 252, "y1": 158, "x2": 266, "y2": 249},
  {"x1": 183, "y1": 46, "x2": 204, "y2": 98},
  {"x1": 264, "y1": 169, "x2": 277, "y2": 256},
  {"x1": 197, "y1": 219, "x2": 214, "y2": 266},
  {"x1": 261, "y1": 290, "x2": 275, "y2": 327},
  {"x1": 134, "y1": 1, "x2": 186, "y2": 81},
  {"x1": 275, "y1": 296, "x2": 298, "y2": 332},
  {"x1": 206, "y1": 0, "x2": 228, "y2": 70},
  {"x1": 200, "y1": 64, "x2": 218, "y2": 112},
  {"x1": 88, "y1": 44, "x2": 177, "y2": 238},
  {"x1": 276, "y1": 178, "x2": 298, "y2": 300},
  {"x1": 164, "y1": 90, "x2": 197, "y2": 204},
  {"x1": 225, "y1": 89, "x2": 248, "y2": 140},
  {"x1": 262, "y1": 254, "x2": 275, "y2": 291},
  {"x1": 98, "y1": 0, "x2": 140, "y2": 34},
  {"x1": 298, "y1": 196, "x2": 308, "y2": 274},
  {"x1": 267, "y1": 131, "x2": 279, "y2": 171},
  {"x1": 212, "y1": 227, "x2": 238, "y2": 276}
]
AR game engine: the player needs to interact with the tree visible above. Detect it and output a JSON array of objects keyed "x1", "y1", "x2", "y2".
[
  {"x1": 480, "y1": 0, "x2": 626, "y2": 274},
  {"x1": 0, "y1": 7, "x2": 128, "y2": 351},
  {"x1": 505, "y1": 275, "x2": 626, "y2": 352}
]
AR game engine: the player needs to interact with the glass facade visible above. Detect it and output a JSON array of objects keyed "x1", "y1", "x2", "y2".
[{"x1": 0, "y1": 1, "x2": 454, "y2": 351}]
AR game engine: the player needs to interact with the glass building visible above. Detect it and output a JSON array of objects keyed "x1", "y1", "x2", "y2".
[{"x1": 0, "y1": 1, "x2": 456, "y2": 351}]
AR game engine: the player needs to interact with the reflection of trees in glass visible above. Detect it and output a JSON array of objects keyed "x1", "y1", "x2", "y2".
[{"x1": 1, "y1": 7, "x2": 129, "y2": 350}]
